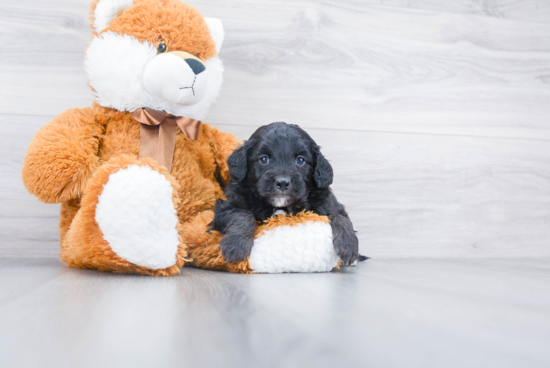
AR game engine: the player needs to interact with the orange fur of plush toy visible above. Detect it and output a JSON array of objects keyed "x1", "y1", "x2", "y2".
[
  {"x1": 90, "y1": 0, "x2": 217, "y2": 61},
  {"x1": 22, "y1": 100, "x2": 240, "y2": 276},
  {"x1": 61, "y1": 156, "x2": 188, "y2": 276}
]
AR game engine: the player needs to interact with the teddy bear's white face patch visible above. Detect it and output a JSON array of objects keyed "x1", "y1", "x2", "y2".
[
  {"x1": 84, "y1": 31, "x2": 223, "y2": 120},
  {"x1": 142, "y1": 52, "x2": 208, "y2": 106}
]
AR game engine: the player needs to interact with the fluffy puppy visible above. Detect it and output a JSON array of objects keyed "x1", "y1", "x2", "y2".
[{"x1": 210, "y1": 122, "x2": 362, "y2": 266}]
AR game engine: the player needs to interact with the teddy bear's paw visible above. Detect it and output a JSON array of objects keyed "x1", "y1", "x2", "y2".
[
  {"x1": 95, "y1": 164, "x2": 180, "y2": 270},
  {"x1": 250, "y1": 221, "x2": 339, "y2": 273}
]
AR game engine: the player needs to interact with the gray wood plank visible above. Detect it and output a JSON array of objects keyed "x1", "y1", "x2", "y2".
[
  {"x1": 0, "y1": 218, "x2": 59, "y2": 258},
  {"x1": 4, "y1": 115, "x2": 550, "y2": 258},
  {"x1": 352, "y1": 0, "x2": 550, "y2": 24},
  {"x1": 0, "y1": 257, "x2": 549, "y2": 368},
  {"x1": 1, "y1": 0, "x2": 550, "y2": 139}
]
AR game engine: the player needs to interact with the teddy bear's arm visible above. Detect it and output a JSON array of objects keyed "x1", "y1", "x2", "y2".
[
  {"x1": 22, "y1": 108, "x2": 103, "y2": 204},
  {"x1": 203, "y1": 124, "x2": 241, "y2": 187}
]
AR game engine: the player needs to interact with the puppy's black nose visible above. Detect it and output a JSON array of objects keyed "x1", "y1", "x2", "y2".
[
  {"x1": 185, "y1": 58, "x2": 205, "y2": 75},
  {"x1": 275, "y1": 177, "x2": 291, "y2": 191}
]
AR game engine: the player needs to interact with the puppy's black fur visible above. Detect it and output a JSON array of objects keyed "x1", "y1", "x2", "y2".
[{"x1": 210, "y1": 122, "x2": 362, "y2": 265}]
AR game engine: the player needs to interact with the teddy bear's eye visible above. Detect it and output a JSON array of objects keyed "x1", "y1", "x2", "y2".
[{"x1": 157, "y1": 42, "x2": 167, "y2": 53}]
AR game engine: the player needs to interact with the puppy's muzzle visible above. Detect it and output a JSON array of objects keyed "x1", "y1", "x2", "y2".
[{"x1": 275, "y1": 176, "x2": 291, "y2": 192}]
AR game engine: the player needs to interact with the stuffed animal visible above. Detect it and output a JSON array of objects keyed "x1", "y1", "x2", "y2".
[{"x1": 22, "y1": 0, "x2": 339, "y2": 275}]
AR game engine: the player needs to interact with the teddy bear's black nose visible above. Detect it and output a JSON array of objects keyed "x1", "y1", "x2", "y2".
[{"x1": 185, "y1": 58, "x2": 205, "y2": 75}]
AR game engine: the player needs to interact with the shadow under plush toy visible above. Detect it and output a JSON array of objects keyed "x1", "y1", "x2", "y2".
[{"x1": 22, "y1": 0, "x2": 347, "y2": 275}]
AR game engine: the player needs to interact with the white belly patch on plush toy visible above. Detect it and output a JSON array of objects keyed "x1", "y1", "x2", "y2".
[{"x1": 249, "y1": 212, "x2": 339, "y2": 273}]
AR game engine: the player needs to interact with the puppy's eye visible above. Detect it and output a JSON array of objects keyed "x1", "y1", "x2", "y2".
[
  {"x1": 296, "y1": 156, "x2": 305, "y2": 166},
  {"x1": 259, "y1": 156, "x2": 269, "y2": 165},
  {"x1": 157, "y1": 42, "x2": 167, "y2": 53}
]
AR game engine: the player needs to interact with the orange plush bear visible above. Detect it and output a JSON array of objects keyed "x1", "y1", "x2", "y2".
[{"x1": 22, "y1": 0, "x2": 338, "y2": 275}]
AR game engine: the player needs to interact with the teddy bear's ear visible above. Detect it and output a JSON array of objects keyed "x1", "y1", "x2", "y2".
[
  {"x1": 204, "y1": 17, "x2": 224, "y2": 54},
  {"x1": 93, "y1": 0, "x2": 134, "y2": 33}
]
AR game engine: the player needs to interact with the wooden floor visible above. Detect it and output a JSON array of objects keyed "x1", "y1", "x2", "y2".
[
  {"x1": 0, "y1": 257, "x2": 549, "y2": 368},
  {"x1": 1, "y1": 0, "x2": 550, "y2": 366}
]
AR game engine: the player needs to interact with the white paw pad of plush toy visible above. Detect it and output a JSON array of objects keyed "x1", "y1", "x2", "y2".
[{"x1": 249, "y1": 213, "x2": 340, "y2": 274}]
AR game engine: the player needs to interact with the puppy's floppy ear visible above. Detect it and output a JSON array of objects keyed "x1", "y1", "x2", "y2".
[
  {"x1": 313, "y1": 146, "x2": 333, "y2": 188},
  {"x1": 227, "y1": 143, "x2": 248, "y2": 183}
]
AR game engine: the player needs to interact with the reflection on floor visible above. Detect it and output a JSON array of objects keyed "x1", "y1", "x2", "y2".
[{"x1": 0, "y1": 257, "x2": 549, "y2": 368}]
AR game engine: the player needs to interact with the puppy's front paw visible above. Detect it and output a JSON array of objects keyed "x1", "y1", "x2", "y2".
[
  {"x1": 219, "y1": 233, "x2": 254, "y2": 263},
  {"x1": 334, "y1": 229, "x2": 359, "y2": 267}
]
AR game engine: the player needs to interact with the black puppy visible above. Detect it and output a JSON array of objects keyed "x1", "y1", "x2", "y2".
[{"x1": 210, "y1": 122, "x2": 362, "y2": 265}]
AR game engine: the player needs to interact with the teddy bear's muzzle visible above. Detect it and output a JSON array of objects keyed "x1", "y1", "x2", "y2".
[
  {"x1": 169, "y1": 51, "x2": 206, "y2": 75},
  {"x1": 142, "y1": 50, "x2": 209, "y2": 105}
]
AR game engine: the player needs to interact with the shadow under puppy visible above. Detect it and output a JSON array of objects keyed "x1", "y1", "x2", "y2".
[{"x1": 210, "y1": 122, "x2": 366, "y2": 266}]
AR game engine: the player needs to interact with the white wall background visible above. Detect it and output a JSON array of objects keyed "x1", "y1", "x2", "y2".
[{"x1": 1, "y1": 0, "x2": 549, "y2": 258}]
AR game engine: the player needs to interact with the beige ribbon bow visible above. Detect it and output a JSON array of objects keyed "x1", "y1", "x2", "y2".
[{"x1": 132, "y1": 107, "x2": 201, "y2": 172}]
